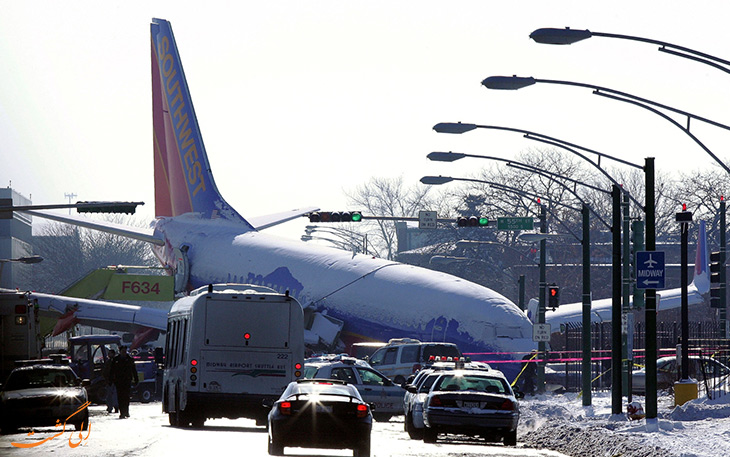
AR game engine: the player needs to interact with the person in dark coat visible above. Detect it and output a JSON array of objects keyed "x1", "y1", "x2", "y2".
[
  {"x1": 110, "y1": 345, "x2": 138, "y2": 418},
  {"x1": 102, "y1": 349, "x2": 119, "y2": 414}
]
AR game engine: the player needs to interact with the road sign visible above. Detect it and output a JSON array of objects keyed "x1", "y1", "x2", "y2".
[
  {"x1": 497, "y1": 217, "x2": 534, "y2": 231},
  {"x1": 636, "y1": 251, "x2": 665, "y2": 289},
  {"x1": 532, "y1": 323, "x2": 551, "y2": 342},
  {"x1": 418, "y1": 211, "x2": 437, "y2": 229}
]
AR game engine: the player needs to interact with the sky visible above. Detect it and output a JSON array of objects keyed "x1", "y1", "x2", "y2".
[{"x1": 1, "y1": 1, "x2": 729, "y2": 241}]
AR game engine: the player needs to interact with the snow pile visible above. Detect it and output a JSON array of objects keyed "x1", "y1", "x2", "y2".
[{"x1": 518, "y1": 391, "x2": 730, "y2": 457}]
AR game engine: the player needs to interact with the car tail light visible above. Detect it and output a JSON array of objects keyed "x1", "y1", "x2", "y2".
[
  {"x1": 429, "y1": 396, "x2": 443, "y2": 407},
  {"x1": 356, "y1": 404, "x2": 368, "y2": 418},
  {"x1": 500, "y1": 399, "x2": 514, "y2": 411},
  {"x1": 279, "y1": 401, "x2": 292, "y2": 415}
]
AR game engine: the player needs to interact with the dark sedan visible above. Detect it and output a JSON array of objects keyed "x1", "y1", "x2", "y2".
[
  {"x1": 422, "y1": 369, "x2": 521, "y2": 445},
  {"x1": 267, "y1": 379, "x2": 372, "y2": 457},
  {"x1": 0, "y1": 364, "x2": 90, "y2": 434}
]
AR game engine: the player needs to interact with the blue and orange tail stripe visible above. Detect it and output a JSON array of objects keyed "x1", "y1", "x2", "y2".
[{"x1": 150, "y1": 18, "x2": 253, "y2": 228}]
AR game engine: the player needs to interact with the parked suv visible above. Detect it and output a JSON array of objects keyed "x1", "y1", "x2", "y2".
[{"x1": 366, "y1": 339, "x2": 463, "y2": 385}]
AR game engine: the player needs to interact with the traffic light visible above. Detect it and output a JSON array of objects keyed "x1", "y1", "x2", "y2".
[
  {"x1": 548, "y1": 285, "x2": 560, "y2": 309},
  {"x1": 308, "y1": 211, "x2": 362, "y2": 223},
  {"x1": 76, "y1": 201, "x2": 139, "y2": 214},
  {"x1": 710, "y1": 250, "x2": 726, "y2": 308},
  {"x1": 456, "y1": 216, "x2": 489, "y2": 227}
]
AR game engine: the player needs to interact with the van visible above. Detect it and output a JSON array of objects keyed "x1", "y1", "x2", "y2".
[{"x1": 366, "y1": 338, "x2": 462, "y2": 384}]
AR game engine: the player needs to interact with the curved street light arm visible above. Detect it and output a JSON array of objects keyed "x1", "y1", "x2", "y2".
[
  {"x1": 593, "y1": 90, "x2": 730, "y2": 176},
  {"x1": 506, "y1": 163, "x2": 612, "y2": 230},
  {"x1": 589, "y1": 31, "x2": 730, "y2": 73},
  {"x1": 531, "y1": 77, "x2": 730, "y2": 133},
  {"x1": 522, "y1": 135, "x2": 645, "y2": 211}
]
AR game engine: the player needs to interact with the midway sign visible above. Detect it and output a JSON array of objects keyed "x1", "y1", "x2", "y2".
[{"x1": 636, "y1": 251, "x2": 665, "y2": 289}]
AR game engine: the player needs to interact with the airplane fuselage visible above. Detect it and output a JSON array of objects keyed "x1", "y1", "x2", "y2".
[{"x1": 152, "y1": 214, "x2": 536, "y2": 378}]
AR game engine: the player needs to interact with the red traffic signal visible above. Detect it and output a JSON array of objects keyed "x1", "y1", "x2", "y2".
[{"x1": 548, "y1": 285, "x2": 560, "y2": 308}]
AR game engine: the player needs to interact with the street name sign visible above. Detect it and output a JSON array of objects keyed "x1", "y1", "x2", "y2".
[
  {"x1": 497, "y1": 217, "x2": 534, "y2": 231},
  {"x1": 418, "y1": 211, "x2": 437, "y2": 229},
  {"x1": 636, "y1": 251, "x2": 665, "y2": 289}
]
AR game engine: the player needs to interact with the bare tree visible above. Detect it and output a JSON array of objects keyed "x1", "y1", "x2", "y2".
[
  {"x1": 31, "y1": 217, "x2": 156, "y2": 294},
  {"x1": 344, "y1": 176, "x2": 445, "y2": 260}
]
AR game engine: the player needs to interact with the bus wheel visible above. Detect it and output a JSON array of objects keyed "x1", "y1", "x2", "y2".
[
  {"x1": 192, "y1": 416, "x2": 205, "y2": 428},
  {"x1": 168, "y1": 412, "x2": 178, "y2": 426}
]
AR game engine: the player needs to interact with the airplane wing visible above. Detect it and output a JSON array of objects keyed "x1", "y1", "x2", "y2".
[
  {"x1": 21, "y1": 210, "x2": 165, "y2": 246},
  {"x1": 247, "y1": 207, "x2": 320, "y2": 231},
  {"x1": 23, "y1": 290, "x2": 168, "y2": 348}
]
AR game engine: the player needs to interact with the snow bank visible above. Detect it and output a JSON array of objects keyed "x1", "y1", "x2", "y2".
[{"x1": 518, "y1": 391, "x2": 730, "y2": 457}]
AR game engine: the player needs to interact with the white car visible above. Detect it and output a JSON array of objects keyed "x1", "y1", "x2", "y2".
[
  {"x1": 303, "y1": 355, "x2": 405, "y2": 421},
  {"x1": 421, "y1": 369, "x2": 522, "y2": 445},
  {"x1": 403, "y1": 361, "x2": 496, "y2": 439}
]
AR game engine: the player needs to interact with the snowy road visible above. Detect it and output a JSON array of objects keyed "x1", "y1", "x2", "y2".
[{"x1": 0, "y1": 402, "x2": 567, "y2": 457}]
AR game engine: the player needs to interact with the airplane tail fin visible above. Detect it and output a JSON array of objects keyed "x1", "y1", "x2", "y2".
[
  {"x1": 150, "y1": 18, "x2": 253, "y2": 228},
  {"x1": 692, "y1": 220, "x2": 710, "y2": 294}
]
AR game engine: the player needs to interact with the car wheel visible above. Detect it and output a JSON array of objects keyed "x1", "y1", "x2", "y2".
[
  {"x1": 0, "y1": 422, "x2": 17, "y2": 434},
  {"x1": 268, "y1": 435, "x2": 284, "y2": 455},
  {"x1": 140, "y1": 386, "x2": 153, "y2": 403},
  {"x1": 354, "y1": 437, "x2": 371, "y2": 457},
  {"x1": 504, "y1": 429, "x2": 517, "y2": 446},
  {"x1": 405, "y1": 414, "x2": 423, "y2": 440},
  {"x1": 73, "y1": 409, "x2": 90, "y2": 431},
  {"x1": 191, "y1": 416, "x2": 205, "y2": 428},
  {"x1": 423, "y1": 427, "x2": 437, "y2": 443}
]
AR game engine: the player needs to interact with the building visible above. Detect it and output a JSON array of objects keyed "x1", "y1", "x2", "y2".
[{"x1": 0, "y1": 187, "x2": 35, "y2": 289}]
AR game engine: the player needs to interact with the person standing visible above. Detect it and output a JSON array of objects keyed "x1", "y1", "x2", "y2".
[
  {"x1": 110, "y1": 345, "x2": 138, "y2": 418},
  {"x1": 102, "y1": 349, "x2": 119, "y2": 414}
]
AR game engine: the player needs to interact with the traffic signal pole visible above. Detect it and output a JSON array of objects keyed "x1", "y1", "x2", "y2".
[
  {"x1": 645, "y1": 158, "x2": 658, "y2": 420},
  {"x1": 582, "y1": 204, "x2": 592, "y2": 406},
  {"x1": 611, "y1": 185, "x2": 622, "y2": 415}
]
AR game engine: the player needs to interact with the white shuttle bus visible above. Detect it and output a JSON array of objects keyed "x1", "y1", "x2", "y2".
[{"x1": 162, "y1": 284, "x2": 305, "y2": 427}]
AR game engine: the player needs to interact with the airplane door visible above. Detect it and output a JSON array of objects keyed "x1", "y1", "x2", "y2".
[{"x1": 431, "y1": 316, "x2": 448, "y2": 341}]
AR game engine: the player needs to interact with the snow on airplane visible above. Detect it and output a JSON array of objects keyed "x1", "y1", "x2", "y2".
[
  {"x1": 22, "y1": 18, "x2": 536, "y2": 377},
  {"x1": 526, "y1": 220, "x2": 711, "y2": 329}
]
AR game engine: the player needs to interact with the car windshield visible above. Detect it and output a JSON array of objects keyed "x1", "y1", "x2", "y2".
[
  {"x1": 284, "y1": 382, "x2": 362, "y2": 400},
  {"x1": 4, "y1": 368, "x2": 77, "y2": 391},
  {"x1": 434, "y1": 374, "x2": 509, "y2": 394}
]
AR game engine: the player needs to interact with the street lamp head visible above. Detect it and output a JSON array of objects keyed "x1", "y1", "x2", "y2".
[
  {"x1": 433, "y1": 122, "x2": 477, "y2": 134},
  {"x1": 427, "y1": 152, "x2": 466, "y2": 162},
  {"x1": 530, "y1": 28, "x2": 593, "y2": 45},
  {"x1": 482, "y1": 76, "x2": 536, "y2": 90},
  {"x1": 420, "y1": 176, "x2": 454, "y2": 185},
  {"x1": 18, "y1": 256, "x2": 43, "y2": 264}
]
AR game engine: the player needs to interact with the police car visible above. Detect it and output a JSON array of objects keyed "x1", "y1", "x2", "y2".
[{"x1": 303, "y1": 355, "x2": 405, "y2": 421}]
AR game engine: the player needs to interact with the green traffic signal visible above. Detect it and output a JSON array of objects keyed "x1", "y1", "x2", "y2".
[
  {"x1": 351, "y1": 212, "x2": 363, "y2": 222},
  {"x1": 478, "y1": 217, "x2": 489, "y2": 226}
]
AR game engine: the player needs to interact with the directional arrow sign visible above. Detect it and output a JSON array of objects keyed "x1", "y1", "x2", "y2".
[{"x1": 636, "y1": 251, "x2": 665, "y2": 289}]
